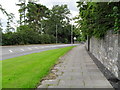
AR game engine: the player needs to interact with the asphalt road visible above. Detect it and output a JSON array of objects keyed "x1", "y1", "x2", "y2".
[{"x1": 1, "y1": 44, "x2": 79, "y2": 60}]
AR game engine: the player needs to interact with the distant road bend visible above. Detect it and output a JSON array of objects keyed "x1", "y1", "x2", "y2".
[{"x1": 1, "y1": 44, "x2": 79, "y2": 60}]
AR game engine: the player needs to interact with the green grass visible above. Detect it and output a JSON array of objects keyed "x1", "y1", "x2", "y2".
[
  {"x1": 2, "y1": 46, "x2": 74, "y2": 88},
  {"x1": 0, "y1": 61, "x2": 2, "y2": 89}
]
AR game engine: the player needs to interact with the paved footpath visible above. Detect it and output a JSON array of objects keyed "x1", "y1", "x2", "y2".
[{"x1": 37, "y1": 45, "x2": 113, "y2": 88}]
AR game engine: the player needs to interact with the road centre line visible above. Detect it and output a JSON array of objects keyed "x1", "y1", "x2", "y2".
[
  {"x1": 28, "y1": 48, "x2": 32, "y2": 50},
  {"x1": 35, "y1": 47, "x2": 38, "y2": 49},
  {"x1": 9, "y1": 50, "x2": 13, "y2": 53},
  {"x1": 20, "y1": 49, "x2": 24, "y2": 51}
]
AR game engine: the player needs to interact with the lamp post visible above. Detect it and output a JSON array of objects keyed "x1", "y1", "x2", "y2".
[
  {"x1": 56, "y1": 25, "x2": 58, "y2": 44},
  {"x1": 71, "y1": 25, "x2": 73, "y2": 44}
]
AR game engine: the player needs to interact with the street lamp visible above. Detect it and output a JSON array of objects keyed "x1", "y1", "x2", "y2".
[
  {"x1": 74, "y1": 37, "x2": 77, "y2": 44},
  {"x1": 71, "y1": 25, "x2": 73, "y2": 44},
  {"x1": 74, "y1": 37, "x2": 77, "y2": 40},
  {"x1": 56, "y1": 25, "x2": 58, "y2": 44}
]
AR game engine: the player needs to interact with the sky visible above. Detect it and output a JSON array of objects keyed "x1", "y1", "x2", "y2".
[{"x1": 0, "y1": 0, "x2": 79, "y2": 31}]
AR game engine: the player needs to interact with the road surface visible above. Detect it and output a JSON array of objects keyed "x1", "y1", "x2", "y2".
[{"x1": 1, "y1": 44, "x2": 79, "y2": 60}]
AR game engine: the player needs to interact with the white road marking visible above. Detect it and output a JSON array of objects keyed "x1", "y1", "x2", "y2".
[
  {"x1": 51, "y1": 46, "x2": 55, "y2": 47},
  {"x1": 35, "y1": 47, "x2": 38, "y2": 49},
  {"x1": 20, "y1": 49, "x2": 24, "y2": 51},
  {"x1": 9, "y1": 50, "x2": 13, "y2": 53},
  {"x1": 28, "y1": 48, "x2": 32, "y2": 50}
]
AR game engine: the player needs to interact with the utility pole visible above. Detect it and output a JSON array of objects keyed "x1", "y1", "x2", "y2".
[
  {"x1": 41, "y1": 23, "x2": 42, "y2": 35},
  {"x1": 56, "y1": 25, "x2": 58, "y2": 44},
  {"x1": 71, "y1": 25, "x2": 73, "y2": 44}
]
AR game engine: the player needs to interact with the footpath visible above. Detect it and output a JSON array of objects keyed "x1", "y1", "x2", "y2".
[{"x1": 37, "y1": 45, "x2": 113, "y2": 88}]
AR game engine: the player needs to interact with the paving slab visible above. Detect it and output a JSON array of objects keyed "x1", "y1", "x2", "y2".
[{"x1": 37, "y1": 45, "x2": 113, "y2": 88}]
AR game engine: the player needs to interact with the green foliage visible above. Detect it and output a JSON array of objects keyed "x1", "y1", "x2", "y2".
[
  {"x1": 26, "y1": 2, "x2": 50, "y2": 32},
  {"x1": 2, "y1": 25, "x2": 56, "y2": 45},
  {"x1": 2, "y1": 3, "x2": 79, "y2": 45},
  {"x1": 110, "y1": 6, "x2": 120, "y2": 33},
  {"x1": 44, "y1": 5, "x2": 71, "y2": 43},
  {"x1": 0, "y1": 20, "x2": 2, "y2": 45},
  {"x1": 76, "y1": 1, "x2": 120, "y2": 39},
  {"x1": 16, "y1": 2, "x2": 26, "y2": 25},
  {"x1": 39, "y1": 34, "x2": 56, "y2": 44},
  {"x1": 17, "y1": 25, "x2": 38, "y2": 44},
  {"x1": 73, "y1": 27, "x2": 81, "y2": 42}
]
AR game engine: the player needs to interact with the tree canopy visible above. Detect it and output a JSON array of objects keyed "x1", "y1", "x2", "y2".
[
  {"x1": 1, "y1": 2, "x2": 78, "y2": 45},
  {"x1": 76, "y1": 1, "x2": 120, "y2": 39}
]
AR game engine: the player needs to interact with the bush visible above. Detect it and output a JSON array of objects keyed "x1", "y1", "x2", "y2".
[
  {"x1": 2, "y1": 25, "x2": 56, "y2": 45},
  {"x1": 39, "y1": 34, "x2": 56, "y2": 44}
]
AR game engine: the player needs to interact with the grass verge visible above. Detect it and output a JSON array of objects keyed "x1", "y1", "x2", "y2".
[
  {"x1": 2, "y1": 46, "x2": 74, "y2": 88},
  {"x1": 0, "y1": 47, "x2": 2, "y2": 89},
  {"x1": 0, "y1": 61, "x2": 2, "y2": 89}
]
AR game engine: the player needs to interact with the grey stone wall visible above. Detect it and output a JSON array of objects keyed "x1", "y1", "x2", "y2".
[
  {"x1": 118, "y1": 34, "x2": 120, "y2": 80},
  {"x1": 85, "y1": 37, "x2": 88, "y2": 50},
  {"x1": 89, "y1": 30, "x2": 120, "y2": 80}
]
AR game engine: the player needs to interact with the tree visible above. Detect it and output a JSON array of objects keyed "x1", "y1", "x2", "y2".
[
  {"x1": 76, "y1": 1, "x2": 120, "y2": 39},
  {"x1": 0, "y1": 19, "x2": 2, "y2": 32},
  {"x1": 17, "y1": 25, "x2": 40, "y2": 44},
  {"x1": 43, "y1": 5, "x2": 71, "y2": 43},
  {"x1": 0, "y1": 4, "x2": 15, "y2": 33},
  {"x1": 0, "y1": 4, "x2": 9, "y2": 16},
  {"x1": 0, "y1": 19, "x2": 2, "y2": 45},
  {"x1": 25, "y1": 2, "x2": 49, "y2": 32},
  {"x1": 16, "y1": 2, "x2": 26, "y2": 25},
  {"x1": 17, "y1": 0, "x2": 39, "y2": 25},
  {"x1": 2, "y1": 3, "x2": 78, "y2": 45},
  {"x1": 6, "y1": 13, "x2": 15, "y2": 33}
]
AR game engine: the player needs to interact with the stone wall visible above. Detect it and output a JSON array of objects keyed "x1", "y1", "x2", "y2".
[
  {"x1": 118, "y1": 34, "x2": 120, "y2": 80},
  {"x1": 88, "y1": 30, "x2": 120, "y2": 80}
]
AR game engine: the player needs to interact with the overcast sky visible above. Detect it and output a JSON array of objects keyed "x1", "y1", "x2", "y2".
[{"x1": 0, "y1": 0, "x2": 79, "y2": 30}]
